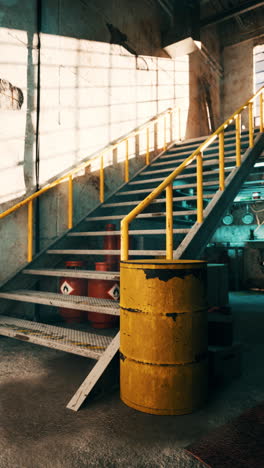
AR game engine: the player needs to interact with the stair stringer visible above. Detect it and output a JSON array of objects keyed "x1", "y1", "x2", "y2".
[{"x1": 174, "y1": 133, "x2": 264, "y2": 260}]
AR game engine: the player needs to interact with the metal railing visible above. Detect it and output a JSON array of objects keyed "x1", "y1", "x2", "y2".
[
  {"x1": 0, "y1": 105, "x2": 181, "y2": 262},
  {"x1": 121, "y1": 85, "x2": 264, "y2": 261}
]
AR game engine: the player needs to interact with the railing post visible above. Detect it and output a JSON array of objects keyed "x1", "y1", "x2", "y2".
[
  {"x1": 68, "y1": 175, "x2": 73, "y2": 229},
  {"x1": 219, "y1": 131, "x2": 225, "y2": 190},
  {"x1": 248, "y1": 101, "x2": 254, "y2": 148},
  {"x1": 100, "y1": 154, "x2": 104, "y2": 203},
  {"x1": 235, "y1": 113, "x2": 241, "y2": 167},
  {"x1": 146, "y1": 127, "x2": 150, "y2": 165},
  {"x1": 166, "y1": 183, "x2": 173, "y2": 260},
  {"x1": 27, "y1": 200, "x2": 33, "y2": 262},
  {"x1": 121, "y1": 219, "x2": 129, "y2": 261},
  {"x1": 125, "y1": 139, "x2": 129, "y2": 182},
  {"x1": 163, "y1": 115, "x2": 167, "y2": 152},
  {"x1": 196, "y1": 152, "x2": 203, "y2": 223},
  {"x1": 260, "y1": 92, "x2": 263, "y2": 133}
]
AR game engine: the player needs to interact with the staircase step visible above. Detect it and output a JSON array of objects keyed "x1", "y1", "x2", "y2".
[
  {"x1": 169, "y1": 132, "x2": 250, "y2": 153},
  {"x1": 0, "y1": 315, "x2": 112, "y2": 359},
  {"x1": 84, "y1": 210, "x2": 196, "y2": 221},
  {"x1": 0, "y1": 290, "x2": 120, "y2": 315},
  {"x1": 68, "y1": 228, "x2": 190, "y2": 236},
  {"x1": 23, "y1": 268, "x2": 120, "y2": 281},
  {"x1": 141, "y1": 157, "x2": 237, "y2": 175},
  {"x1": 118, "y1": 180, "x2": 219, "y2": 196},
  {"x1": 102, "y1": 194, "x2": 214, "y2": 208},
  {"x1": 168, "y1": 135, "x2": 250, "y2": 153},
  {"x1": 164, "y1": 141, "x2": 249, "y2": 159},
  {"x1": 47, "y1": 249, "x2": 168, "y2": 256},
  {"x1": 129, "y1": 169, "x2": 232, "y2": 186},
  {"x1": 151, "y1": 152, "x2": 237, "y2": 167}
]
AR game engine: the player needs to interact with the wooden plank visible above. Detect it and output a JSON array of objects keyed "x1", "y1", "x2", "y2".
[{"x1": 67, "y1": 332, "x2": 120, "y2": 411}]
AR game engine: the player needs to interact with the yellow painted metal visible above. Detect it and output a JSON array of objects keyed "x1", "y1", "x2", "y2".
[
  {"x1": 146, "y1": 127, "x2": 150, "y2": 165},
  {"x1": 260, "y1": 92, "x2": 263, "y2": 133},
  {"x1": 125, "y1": 139, "x2": 129, "y2": 182},
  {"x1": 0, "y1": 105, "x2": 175, "y2": 222},
  {"x1": 27, "y1": 200, "x2": 33, "y2": 263},
  {"x1": 235, "y1": 113, "x2": 241, "y2": 167},
  {"x1": 100, "y1": 154, "x2": 104, "y2": 203},
  {"x1": 68, "y1": 175, "x2": 73, "y2": 229},
  {"x1": 219, "y1": 131, "x2": 225, "y2": 191},
  {"x1": 121, "y1": 86, "x2": 264, "y2": 261},
  {"x1": 196, "y1": 152, "x2": 203, "y2": 223},
  {"x1": 163, "y1": 115, "x2": 167, "y2": 151},
  {"x1": 166, "y1": 184, "x2": 173, "y2": 260},
  {"x1": 249, "y1": 101, "x2": 254, "y2": 148},
  {"x1": 120, "y1": 259, "x2": 208, "y2": 415}
]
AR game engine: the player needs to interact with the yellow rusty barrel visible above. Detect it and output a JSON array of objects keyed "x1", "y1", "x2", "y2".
[{"x1": 120, "y1": 259, "x2": 208, "y2": 415}]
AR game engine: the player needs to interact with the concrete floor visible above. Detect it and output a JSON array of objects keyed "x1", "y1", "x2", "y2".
[{"x1": 0, "y1": 292, "x2": 263, "y2": 468}]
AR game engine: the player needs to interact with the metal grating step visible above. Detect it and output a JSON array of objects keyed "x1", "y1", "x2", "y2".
[
  {"x1": 129, "y1": 168, "x2": 233, "y2": 186},
  {"x1": 47, "y1": 249, "x2": 168, "y2": 256},
  {"x1": 68, "y1": 228, "x2": 190, "y2": 236},
  {"x1": 23, "y1": 268, "x2": 120, "y2": 281},
  {"x1": 141, "y1": 157, "x2": 237, "y2": 175},
  {"x1": 0, "y1": 290, "x2": 120, "y2": 315},
  {"x1": 151, "y1": 151, "x2": 237, "y2": 167},
  {"x1": 102, "y1": 195, "x2": 214, "y2": 208},
  {"x1": 117, "y1": 180, "x2": 220, "y2": 196},
  {"x1": 169, "y1": 132, "x2": 250, "y2": 153},
  {"x1": 0, "y1": 315, "x2": 113, "y2": 359},
  {"x1": 167, "y1": 138, "x2": 250, "y2": 157},
  {"x1": 84, "y1": 210, "x2": 196, "y2": 221}
]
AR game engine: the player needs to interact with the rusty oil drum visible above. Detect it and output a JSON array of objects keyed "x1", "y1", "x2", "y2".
[
  {"x1": 87, "y1": 261, "x2": 119, "y2": 329},
  {"x1": 120, "y1": 259, "x2": 208, "y2": 415},
  {"x1": 59, "y1": 260, "x2": 87, "y2": 323}
]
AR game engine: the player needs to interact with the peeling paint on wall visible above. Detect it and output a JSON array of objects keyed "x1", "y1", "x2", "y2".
[{"x1": 0, "y1": 79, "x2": 24, "y2": 110}]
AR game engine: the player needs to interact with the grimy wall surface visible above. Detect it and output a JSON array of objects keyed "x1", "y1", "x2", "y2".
[
  {"x1": 0, "y1": 0, "x2": 180, "y2": 280},
  {"x1": 0, "y1": 0, "x2": 223, "y2": 281}
]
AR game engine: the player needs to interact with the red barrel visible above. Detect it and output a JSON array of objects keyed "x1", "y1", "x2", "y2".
[
  {"x1": 59, "y1": 260, "x2": 87, "y2": 323},
  {"x1": 87, "y1": 262, "x2": 119, "y2": 329},
  {"x1": 104, "y1": 223, "x2": 118, "y2": 269}
]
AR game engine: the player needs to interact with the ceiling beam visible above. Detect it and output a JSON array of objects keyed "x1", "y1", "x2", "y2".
[{"x1": 201, "y1": 1, "x2": 264, "y2": 27}]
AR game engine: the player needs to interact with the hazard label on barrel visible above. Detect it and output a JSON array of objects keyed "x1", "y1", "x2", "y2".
[
  {"x1": 107, "y1": 283, "x2": 120, "y2": 301},
  {"x1": 60, "y1": 281, "x2": 74, "y2": 295}
]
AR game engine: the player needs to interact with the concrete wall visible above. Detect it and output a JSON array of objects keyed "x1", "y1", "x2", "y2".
[{"x1": 0, "y1": 0, "x2": 193, "y2": 281}]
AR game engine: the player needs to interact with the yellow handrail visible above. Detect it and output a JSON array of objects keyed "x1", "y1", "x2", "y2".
[
  {"x1": 1, "y1": 103, "x2": 181, "y2": 262},
  {"x1": 121, "y1": 85, "x2": 264, "y2": 261}
]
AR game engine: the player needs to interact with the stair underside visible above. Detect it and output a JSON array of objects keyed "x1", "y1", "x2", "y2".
[
  {"x1": 0, "y1": 315, "x2": 113, "y2": 359},
  {"x1": 0, "y1": 290, "x2": 120, "y2": 315}
]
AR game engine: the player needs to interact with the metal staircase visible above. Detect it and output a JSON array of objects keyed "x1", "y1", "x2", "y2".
[{"x1": 0, "y1": 87, "x2": 263, "y2": 411}]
